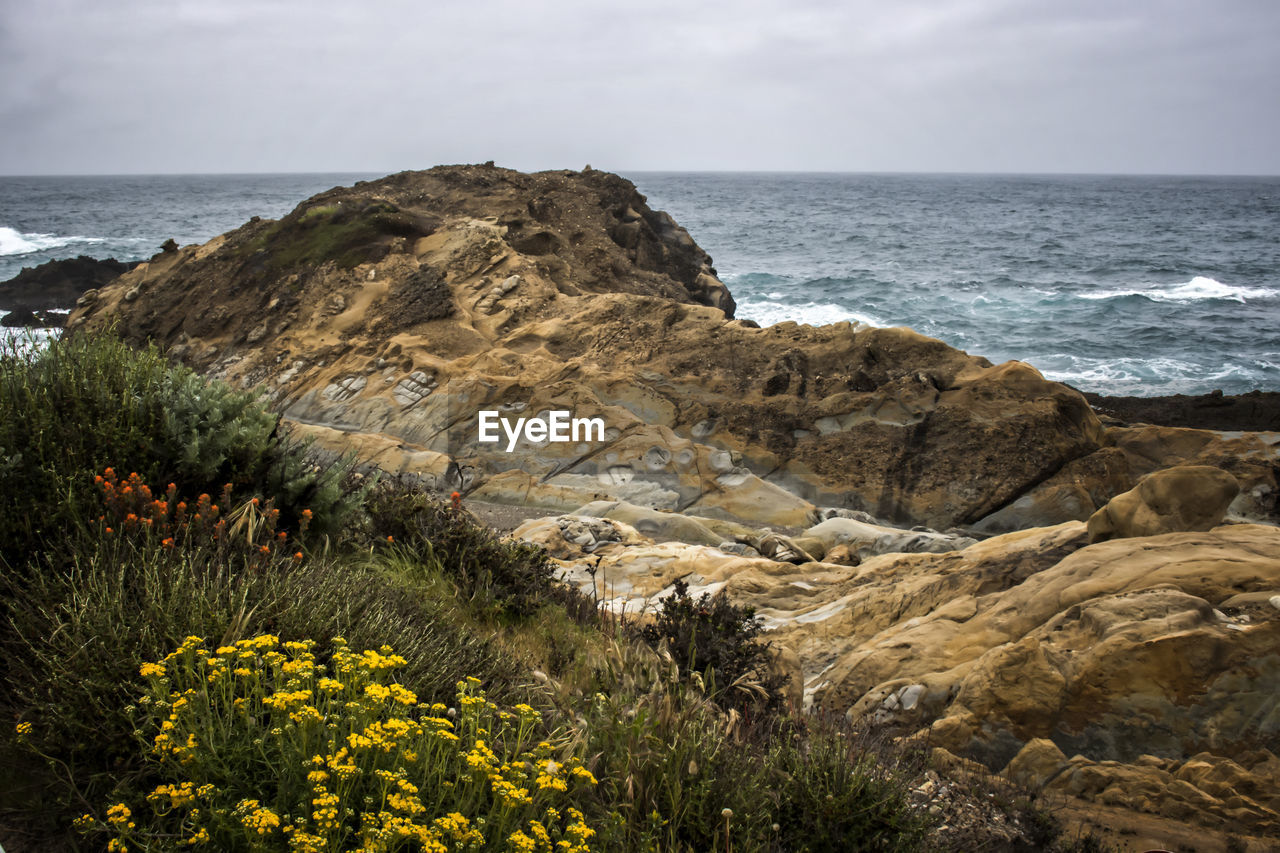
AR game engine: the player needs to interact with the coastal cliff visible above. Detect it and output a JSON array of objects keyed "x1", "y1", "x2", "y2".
[{"x1": 70, "y1": 164, "x2": 1280, "y2": 839}]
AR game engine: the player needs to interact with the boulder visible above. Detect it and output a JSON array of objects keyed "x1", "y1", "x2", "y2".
[
  {"x1": 573, "y1": 500, "x2": 722, "y2": 547},
  {"x1": 1003, "y1": 738, "x2": 1069, "y2": 789},
  {"x1": 1086, "y1": 464, "x2": 1240, "y2": 543},
  {"x1": 803, "y1": 516, "x2": 975, "y2": 557}
]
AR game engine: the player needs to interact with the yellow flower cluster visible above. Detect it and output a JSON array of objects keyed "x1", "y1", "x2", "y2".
[
  {"x1": 235, "y1": 798, "x2": 282, "y2": 835},
  {"x1": 90, "y1": 634, "x2": 602, "y2": 852}
]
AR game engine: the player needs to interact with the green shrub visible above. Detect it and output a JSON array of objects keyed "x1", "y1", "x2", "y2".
[
  {"x1": 364, "y1": 481, "x2": 560, "y2": 619},
  {"x1": 768, "y1": 729, "x2": 929, "y2": 852},
  {"x1": 636, "y1": 579, "x2": 785, "y2": 713},
  {"x1": 0, "y1": 330, "x2": 361, "y2": 565},
  {"x1": 1, "y1": 521, "x2": 510, "y2": 841},
  {"x1": 579, "y1": 685, "x2": 775, "y2": 852},
  {"x1": 574, "y1": 649, "x2": 928, "y2": 852}
]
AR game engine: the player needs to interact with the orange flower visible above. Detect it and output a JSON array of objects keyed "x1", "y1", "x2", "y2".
[
  {"x1": 293, "y1": 552, "x2": 303, "y2": 561},
  {"x1": 386, "y1": 535, "x2": 394, "y2": 543},
  {"x1": 162, "y1": 538, "x2": 175, "y2": 548}
]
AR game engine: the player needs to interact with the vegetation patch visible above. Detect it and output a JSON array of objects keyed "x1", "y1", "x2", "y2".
[
  {"x1": 635, "y1": 578, "x2": 786, "y2": 713},
  {"x1": 240, "y1": 199, "x2": 435, "y2": 274}
]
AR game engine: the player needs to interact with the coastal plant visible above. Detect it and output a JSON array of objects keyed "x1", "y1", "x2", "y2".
[
  {"x1": 0, "y1": 329, "x2": 361, "y2": 566},
  {"x1": 635, "y1": 579, "x2": 785, "y2": 713},
  {"x1": 362, "y1": 480, "x2": 560, "y2": 619},
  {"x1": 767, "y1": 728, "x2": 929, "y2": 852},
  {"x1": 574, "y1": 683, "x2": 776, "y2": 851},
  {"x1": 75, "y1": 635, "x2": 600, "y2": 852},
  {"x1": 91, "y1": 468, "x2": 300, "y2": 571},
  {"x1": 2, "y1": 512, "x2": 510, "y2": 840}
]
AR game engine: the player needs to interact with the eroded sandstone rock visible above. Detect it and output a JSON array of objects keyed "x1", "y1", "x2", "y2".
[
  {"x1": 1086, "y1": 464, "x2": 1240, "y2": 543},
  {"x1": 512, "y1": 512, "x2": 1280, "y2": 833}
]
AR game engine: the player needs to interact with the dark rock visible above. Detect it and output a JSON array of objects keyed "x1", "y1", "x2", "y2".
[
  {"x1": 0, "y1": 255, "x2": 139, "y2": 314},
  {"x1": 1082, "y1": 389, "x2": 1280, "y2": 432},
  {"x1": 0, "y1": 307, "x2": 65, "y2": 328}
]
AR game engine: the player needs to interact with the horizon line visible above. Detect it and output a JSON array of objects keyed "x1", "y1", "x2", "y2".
[{"x1": 2, "y1": 167, "x2": 1279, "y2": 180}]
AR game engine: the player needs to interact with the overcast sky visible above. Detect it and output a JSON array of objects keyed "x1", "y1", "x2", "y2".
[{"x1": 1, "y1": 0, "x2": 1277, "y2": 176}]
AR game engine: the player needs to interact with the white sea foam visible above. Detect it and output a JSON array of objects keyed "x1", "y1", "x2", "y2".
[
  {"x1": 1031, "y1": 351, "x2": 1273, "y2": 395},
  {"x1": 0, "y1": 319, "x2": 60, "y2": 349},
  {"x1": 0, "y1": 226, "x2": 104, "y2": 257},
  {"x1": 1080, "y1": 276, "x2": 1277, "y2": 304},
  {"x1": 739, "y1": 299, "x2": 880, "y2": 329}
]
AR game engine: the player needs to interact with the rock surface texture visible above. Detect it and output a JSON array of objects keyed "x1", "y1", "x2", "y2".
[
  {"x1": 71, "y1": 165, "x2": 1280, "y2": 834},
  {"x1": 513, "y1": 513, "x2": 1280, "y2": 835}
]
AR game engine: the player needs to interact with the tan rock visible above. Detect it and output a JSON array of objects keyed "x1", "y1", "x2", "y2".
[
  {"x1": 1086, "y1": 464, "x2": 1240, "y2": 543},
  {"x1": 998, "y1": 732, "x2": 1070, "y2": 788},
  {"x1": 510, "y1": 515, "x2": 1280, "y2": 831}
]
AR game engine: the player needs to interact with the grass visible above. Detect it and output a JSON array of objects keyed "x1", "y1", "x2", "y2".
[
  {"x1": 0, "y1": 330, "x2": 1072, "y2": 851},
  {"x1": 241, "y1": 199, "x2": 428, "y2": 273}
]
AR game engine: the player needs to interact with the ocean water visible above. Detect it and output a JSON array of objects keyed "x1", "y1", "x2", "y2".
[{"x1": 3, "y1": 171, "x2": 1278, "y2": 396}]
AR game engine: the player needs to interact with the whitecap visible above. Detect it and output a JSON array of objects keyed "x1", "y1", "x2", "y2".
[
  {"x1": 0, "y1": 225, "x2": 104, "y2": 257},
  {"x1": 1079, "y1": 276, "x2": 1277, "y2": 304},
  {"x1": 1029, "y1": 351, "x2": 1270, "y2": 395},
  {"x1": 738, "y1": 299, "x2": 880, "y2": 329}
]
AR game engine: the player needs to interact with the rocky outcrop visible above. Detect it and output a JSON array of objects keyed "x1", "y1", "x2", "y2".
[
  {"x1": 64, "y1": 163, "x2": 1243, "y2": 531},
  {"x1": 1, "y1": 255, "x2": 138, "y2": 318},
  {"x1": 514, "y1": 513, "x2": 1280, "y2": 834},
  {"x1": 1006, "y1": 739, "x2": 1280, "y2": 832},
  {"x1": 1085, "y1": 388, "x2": 1280, "y2": 432}
]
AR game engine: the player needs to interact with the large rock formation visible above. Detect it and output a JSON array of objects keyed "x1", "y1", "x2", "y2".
[
  {"x1": 70, "y1": 164, "x2": 1277, "y2": 532},
  {"x1": 1, "y1": 255, "x2": 140, "y2": 327}
]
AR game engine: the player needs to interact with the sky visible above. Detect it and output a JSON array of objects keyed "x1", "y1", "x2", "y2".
[{"x1": 1, "y1": 0, "x2": 1278, "y2": 176}]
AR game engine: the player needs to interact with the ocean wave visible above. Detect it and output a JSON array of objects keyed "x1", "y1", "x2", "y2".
[
  {"x1": 0, "y1": 226, "x2": 104, "y2": 257},
  {"x1": 737, "y1": 299, "x2": 881, "y2": 329},
  {"x1": 1033, "y1": 351, "x2": 1276, "y2": 395},
  {"x1": 1079, "y1": 276, "x2": 1276, "y2": 304}
]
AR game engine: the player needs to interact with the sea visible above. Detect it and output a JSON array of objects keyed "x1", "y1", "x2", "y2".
[{"x1": 3, "y1": 171, "x2": 1278, "y2": 397}]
